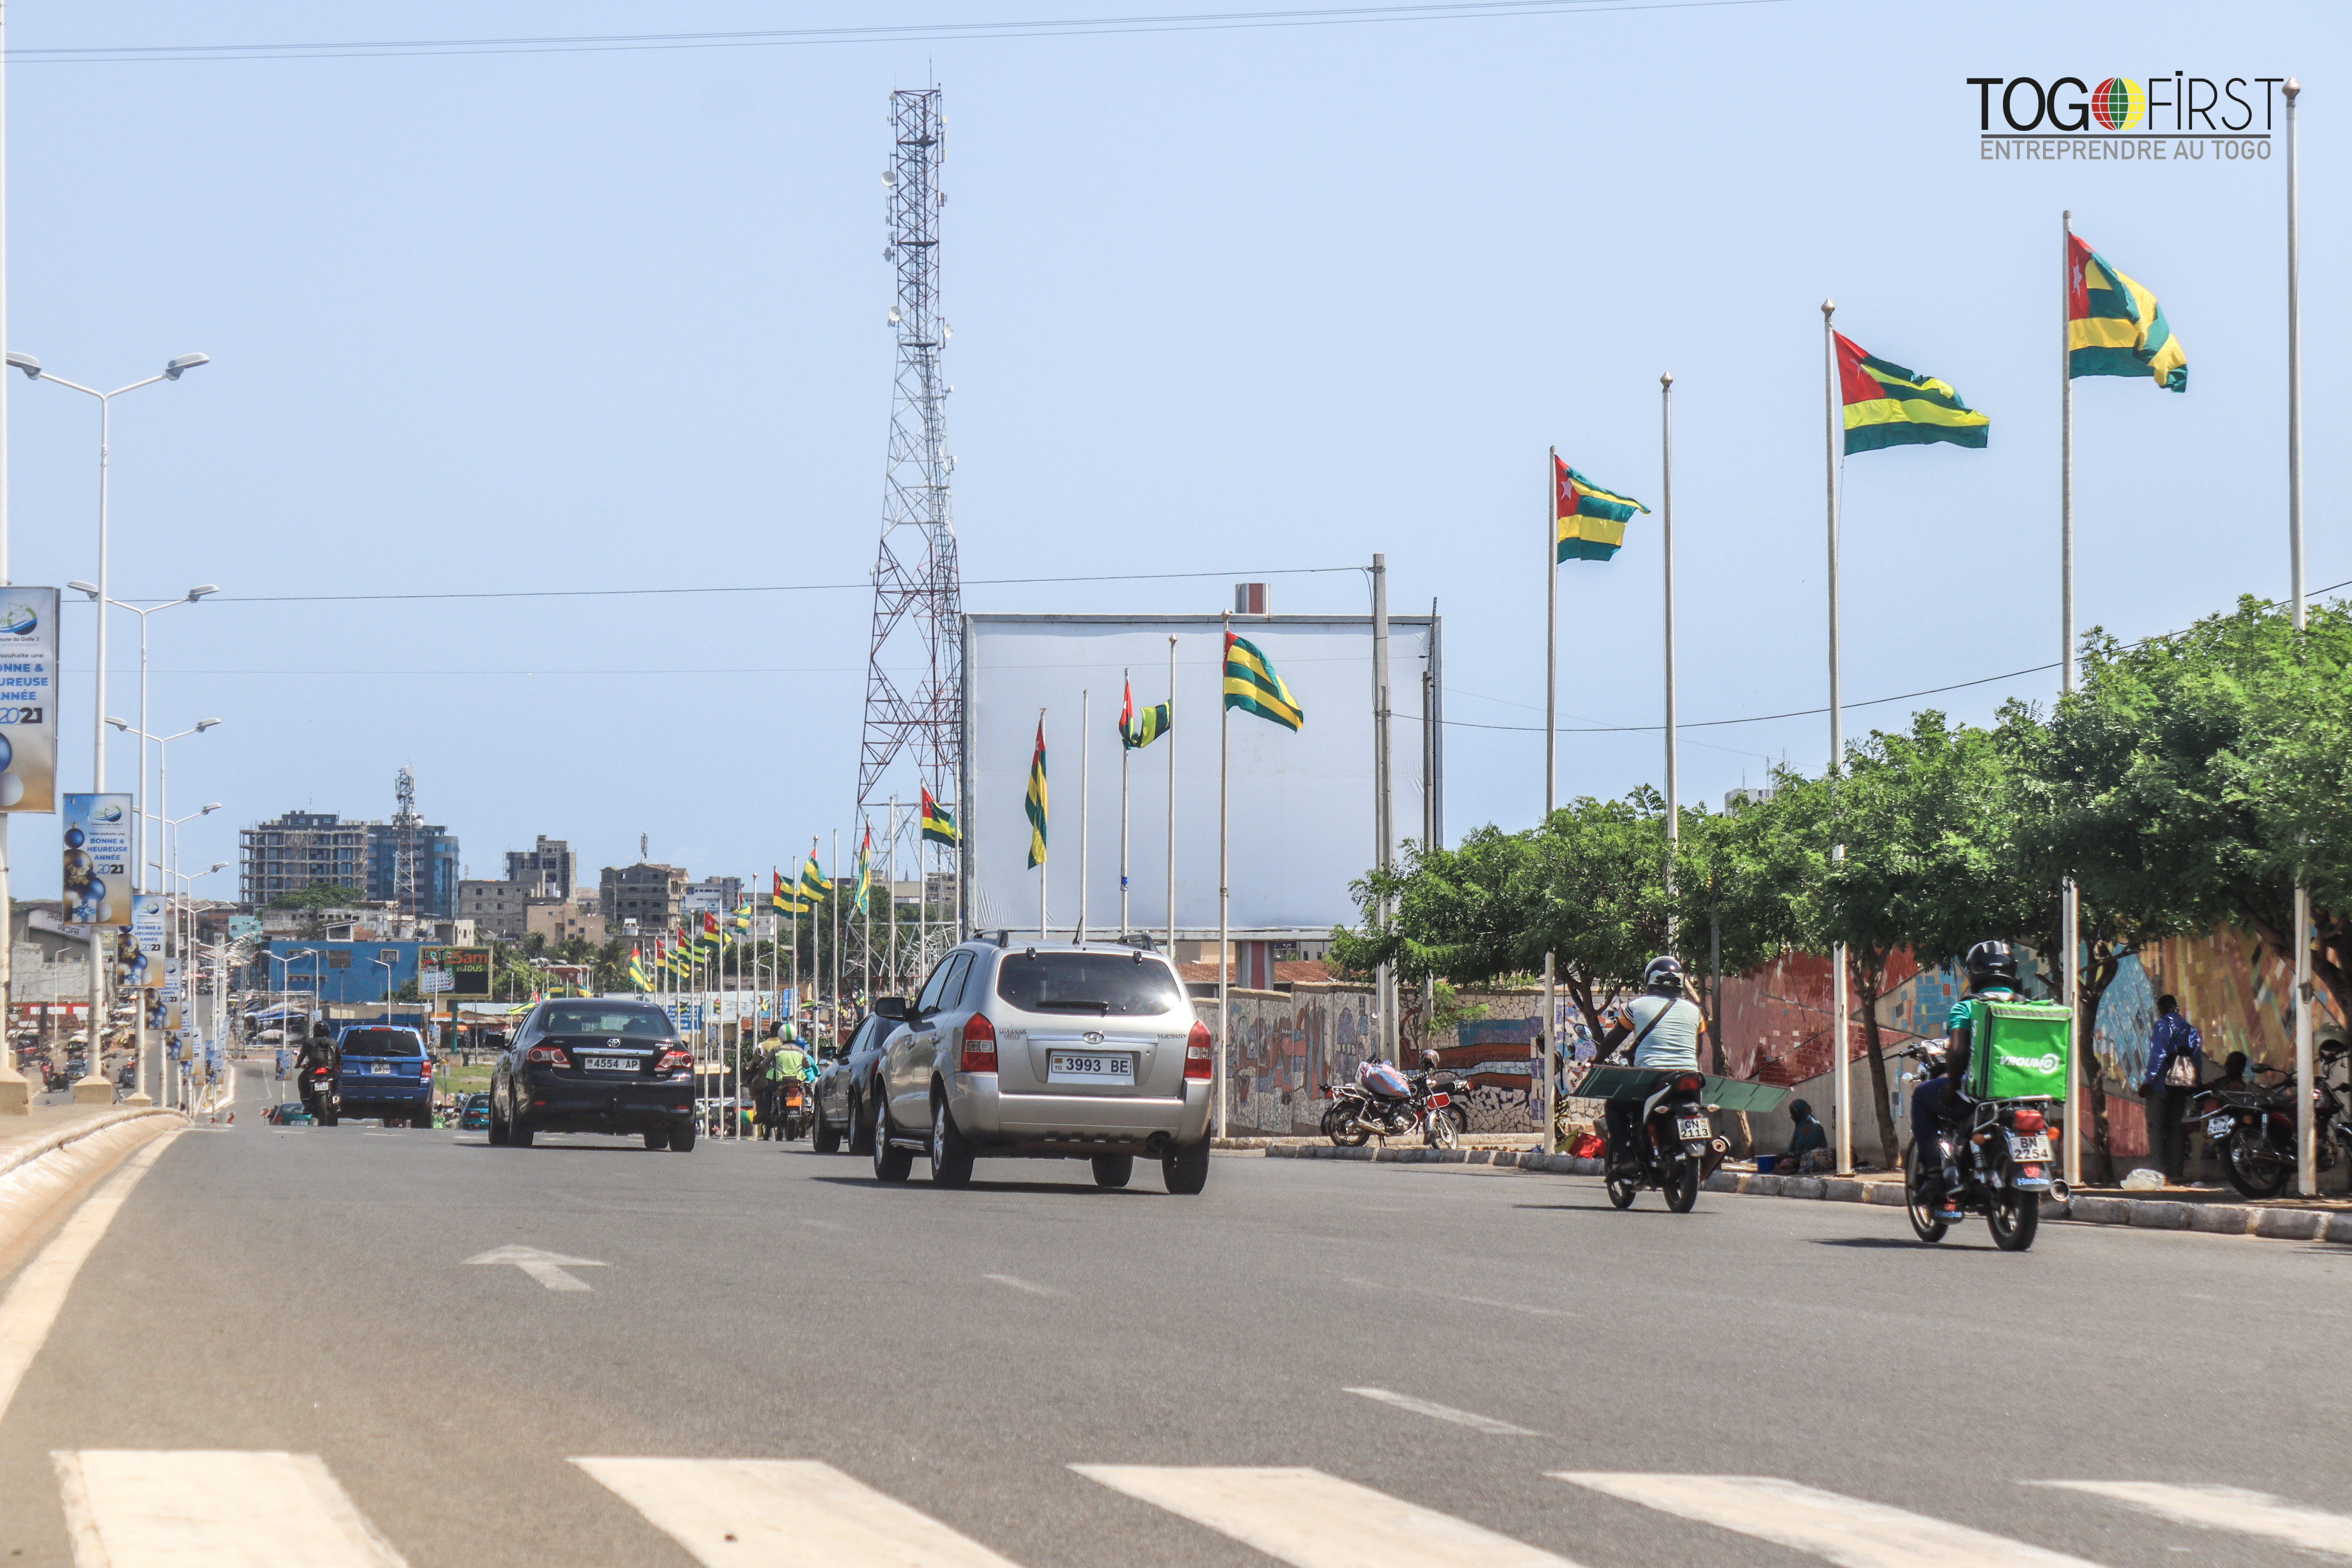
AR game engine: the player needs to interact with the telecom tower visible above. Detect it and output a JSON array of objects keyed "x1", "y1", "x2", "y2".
[
  {"x1": 857, "y1": 87, "x2": 962, "y2": 969},
  {"x1": 392, "y1": 767, "x2": 421, "y2": 919}
]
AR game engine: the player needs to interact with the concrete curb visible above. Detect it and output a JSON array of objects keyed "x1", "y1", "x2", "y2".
[
  {"x1": 0, "y1": 1107, "x2": 184, "y2": 1185},
  {"x1": 0, "y1": 1109, "x2": 186, "y2": 1260},
  {"x1": 1262, "y1": 1137, "x2": 2352, "y2": 1245}
]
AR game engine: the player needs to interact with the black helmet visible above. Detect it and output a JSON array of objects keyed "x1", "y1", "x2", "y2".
[
  {"x1": 1642, "y1": 955, "x2": 1685, "y2": 992},
  {"x1": 1964, "y1": 940, "x2": 2019, "y2": 990}
]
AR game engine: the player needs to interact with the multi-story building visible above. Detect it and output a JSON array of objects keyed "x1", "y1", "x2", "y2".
[
  {"x1": 684, "y1": 876, "x2": 743, "y2": 916},
  {"x1": 600, "y1": 862, "x2": 687, "y2": 937},
  {"x1": 240, "y1": 812, "x2": 376, "y2": 906},
  {"x1": 457, "y1": 879, "x2": 532, "y2": 940},
  {"x1": 526, "y1": 891, "x2": 608, "y2": 948},
  {"x1": 365, "y1": 823, "x2": 459, "y2": 918},
  {"x1": 503, "y1": 835, "x2": 578, "y2": 898}
]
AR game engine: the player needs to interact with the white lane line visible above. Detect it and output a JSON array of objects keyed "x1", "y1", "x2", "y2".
[
  {"x1": 2034, "y1": 1481, "x2": 2352, "y2": 1557},
  {"x1": 1340, "y1": 1275, "x2": 1573, "y2": 1319},
  {"x1": 1551, "y1": 1474, "x2": 2099, "y2": 1568},
  {"x1": 1074, "y1": 1466, "x2": 1585, "y2": 1568},
  {"x1": 573, "y1": 1457, "x2": 1020, "y2": 1567},
  {"x1": 53, "y1": 1450, "x2": 408, "y2": 1567},
  {"x1": 1345, "y1": 1387, "x2": 1543, "y2": 1436},
  {"x1": 463, "y1": 1244, "x2": 605, "y2": 1292},
  {"x1": 981, "y1": 1272, "x2": 1066, "y2": 1298},
  {"x1": 0, "y1": 1131, "x2": 180, "y2": 1425}
]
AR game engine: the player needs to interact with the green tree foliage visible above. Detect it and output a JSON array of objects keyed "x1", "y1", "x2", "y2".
[{"x1": 266, "y1": 883, "x2": 363, "y2": 911}]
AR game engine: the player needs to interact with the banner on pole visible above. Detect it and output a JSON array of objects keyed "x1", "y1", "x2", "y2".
[
  {"x1": 129, "y1": 893, "x2": 166, "y2": 989},
  {"x1": 63, "y1": 793, "x2": 134, "y2": 927},
  {"x1": 0, "y1": 588, "x2": 59, "y2": 812}
]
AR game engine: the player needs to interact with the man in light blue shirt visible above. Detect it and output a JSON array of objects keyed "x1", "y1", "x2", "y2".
[{"x1": 1599, "y1": 956, "x2": 1707, "y2": 1174}]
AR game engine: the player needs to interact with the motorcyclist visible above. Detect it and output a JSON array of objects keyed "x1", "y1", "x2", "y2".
[
  {"x1": 1598, "y1": 956, "x2": 1706, "y2": 1178},
  {"x1": 295, "y1": 1018, "x2": 339, "y2": 1114},
  {"x1": 1910, "y1": 939, "x2": 2021, "y2": 1221},
  {"x1": 766, "y1": 1023, "x2": 813, "y2": 1136}
]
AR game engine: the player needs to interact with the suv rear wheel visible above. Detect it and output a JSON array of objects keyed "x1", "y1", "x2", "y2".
[
  {"x1": 930, "y1": 1100, "x2": 976, "y2": 1188},
  {"x1": 642, "y1": 1129, "x2": 669, "y2": 1151},
  {"x1": 1161, "y1": 1139, "x2": 1210, "y2": 1196},
  {"x1": 1091, "y1": 1154, "x2": 1133, "y2": 1189}
]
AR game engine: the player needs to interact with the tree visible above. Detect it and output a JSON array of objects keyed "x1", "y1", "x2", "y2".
[{"x1": 267, "y1": 883, "x2": 363, "y2": 911}]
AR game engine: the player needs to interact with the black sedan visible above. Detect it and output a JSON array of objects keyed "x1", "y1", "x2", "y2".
[{"x1": 490, "y1": 1000, "x2": 697, "y2": 1151}]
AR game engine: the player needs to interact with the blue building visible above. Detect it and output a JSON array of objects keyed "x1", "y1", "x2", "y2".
[
  {"x1": 367, "y1": 824, "x2": 459, "y2": 918},
  {"x1": 248, "y1": 939, "x2": 429, "y2": 1006}
]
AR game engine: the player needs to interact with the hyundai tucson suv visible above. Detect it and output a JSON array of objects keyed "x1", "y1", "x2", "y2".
[
  {"x1": 868, "y1": 939, "x2": 1213, "y2": 1192},
  {"x1": 490, "y1": 999, "x2": 698, "y2": 1151}
]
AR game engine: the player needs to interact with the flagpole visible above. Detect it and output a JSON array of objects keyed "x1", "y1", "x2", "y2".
[
  {"x1": 2059, "y1": 211, "x2": 2082, "y2": 1190},
  {"x1": 1120, "y1": 670, "x2": 1131, "y2": 939},
  {"x1": 862, "y1": 821, "x2": 873, "y2": 1009},
  {"x1": 1661, "y1": 373, "x2": 1679, "y2": 941},
  {"x1": 1078, "y1": 688, "x2": 1091, "y2": 944},
  {"x1": 1037, "y1": 710, "x2": 1049, "y2": 943},
  {"x1": 887, "y1": 800, "x2": 899, "y2": 996},
  {"x1": 1822, "y1": 298, "x2": 1852, "y2": 1178},
  {"x1": 1217, "y1": 612, "x2": 1230, "y2": 1142},
  {"x1": 830, "y1": 829, "x2": 840, "y2": 1054},
  {"x1": 1543, "y1": 447, "x2": 1558, "y2": 1152},
  {"x1": 2286, "y1": 78, "x2": 2315, "y2": 1197},
  {"x1": 1166, "y1": 635, "x2": 1178, "y2": 954}
]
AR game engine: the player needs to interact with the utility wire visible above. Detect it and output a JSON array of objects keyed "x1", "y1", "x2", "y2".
[{"x1": 175, "y1": 563, "x2": 1362, "y2": 606}]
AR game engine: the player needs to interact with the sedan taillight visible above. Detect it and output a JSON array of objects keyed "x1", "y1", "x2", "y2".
[
  {"x1": 525, "y1": 1045, "x2": 572, "y2": 1067},
  {"x1": 1185, "y1": 1020, "x2": 1213, "y2": 1081},
  {"x1": 960, "y1": 1013, "x2": 998, "y2": 1073},
  {"x1": 656, "y1": 1047, "x2": 693, "y2": 1073}
]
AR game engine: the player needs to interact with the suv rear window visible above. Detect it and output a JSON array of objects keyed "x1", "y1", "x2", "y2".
[
  {"x1": 540, "y1": 1004, "x2": 675, "y2": 1040},
  {"x1": 995, "y1": 952, "x2": 1183, "y2": 1016},
  {"x1": 339, "y1": 1028, "x2": 423, "y2": 1057}
]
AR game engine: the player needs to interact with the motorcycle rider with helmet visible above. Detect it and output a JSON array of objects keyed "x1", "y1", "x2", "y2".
[
  {"x1": 1910, "y1": 939, "x2": 2022, "y2": 1222},
  {"x1": 1598, "y1": 956, "x2": 1707, "y2": 1177},
  {"x1": 295, "y1": 1017, "x2": 339, "y2": 1117}
]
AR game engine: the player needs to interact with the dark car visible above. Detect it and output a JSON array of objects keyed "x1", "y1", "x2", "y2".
[
  {"x1": 335, "y1": 1025, "x2": 434, "y2": 1128},
  {"x1": 265, "y1": 1101, "x2": 316, "y2": 1126},
  {"x1": 810, "y1": 1013, "x2": 898, "y2": 1155},
  {"x1": 459, "y1": 1092, "x2": 491, "y2": 1131},
  {"x1": 490, "y1": 999, "x2": 697, "y2": 1151}
]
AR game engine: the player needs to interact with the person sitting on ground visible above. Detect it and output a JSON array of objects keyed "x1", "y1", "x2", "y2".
[{"x1": 1782, "y1": 1098, "x2": 1831, "y2": 1174}]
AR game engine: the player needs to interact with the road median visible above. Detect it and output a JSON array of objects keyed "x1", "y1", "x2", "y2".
[{"x1": 0, "y1": 1109, "x2": 187, "y2": 1265}]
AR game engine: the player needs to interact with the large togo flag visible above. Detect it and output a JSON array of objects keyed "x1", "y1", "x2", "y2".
[
  {"x1": 2068, "y1": 234, "x2": 2187, "y2": 391},
  {"x1": 1025, "y1": 721, "x2": 1049, "y2": 869},
  {"x1": 920, "y1": 785, "x2": 959, "y2": 846},
  {"x1": 1223, "y1": 633, "x2": 1303, "y2": 731},
  {"x1": 628, "y1": 946, "x2": 649, "y2": 992},
  {"x1": 1554, "y1": 456, "x2": 1650, "y2": 563},
  {"x1": 1833, "y1": 332, "x2": 1991, "y2": 454}
]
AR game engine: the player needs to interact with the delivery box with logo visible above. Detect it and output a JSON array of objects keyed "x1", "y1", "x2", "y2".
[{"x1": 1962, "y1": 998, "x2": 2072, "y2": 1102}]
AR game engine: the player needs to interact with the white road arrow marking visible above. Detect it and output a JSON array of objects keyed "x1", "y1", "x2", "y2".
[{"x1": 464, "y1": 1245, "x2": 607, "y2": 1292}]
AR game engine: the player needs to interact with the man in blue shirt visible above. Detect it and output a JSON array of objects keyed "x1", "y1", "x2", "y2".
[
  {"x1": 1910, "y1": 940, "x2": 2020, "y2": 1221},
  {"x1": 2137, "y1": 995, "x2": 2203, "y2": 1184},
  {"x1": 1598, "y1": 956, "x2": 1706, "y2": 1177}
]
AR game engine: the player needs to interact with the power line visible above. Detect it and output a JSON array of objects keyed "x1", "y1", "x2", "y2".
[{"x1": 16, "y1": 1, "x2": 1792, "y2": 65}]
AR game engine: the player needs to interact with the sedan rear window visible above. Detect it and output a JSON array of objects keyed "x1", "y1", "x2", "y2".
[
  {"x1": 995, "y1": 952, "x2": 1183, "y2": 1016},
  {"x1": 339, "y1": 1028, "x2": 423, "y2": 1057},
  {"x1": 541, "y1": 1005, "x2": 675, "y2": 1040}
]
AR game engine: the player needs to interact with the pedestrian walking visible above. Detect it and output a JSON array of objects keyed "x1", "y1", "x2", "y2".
[{"x1": 2137, "y1": 994, "x2": 2204, "y2": 1184}]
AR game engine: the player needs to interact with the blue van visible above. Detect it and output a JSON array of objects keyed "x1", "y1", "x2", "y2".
[{"x1": 335, "y1": 1025, "x2": 434, "y2": 1128}]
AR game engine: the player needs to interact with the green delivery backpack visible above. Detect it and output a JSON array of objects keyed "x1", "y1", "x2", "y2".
[{"x1": 1962, "y1": 997, "x2": 2072, "y2": 1102}]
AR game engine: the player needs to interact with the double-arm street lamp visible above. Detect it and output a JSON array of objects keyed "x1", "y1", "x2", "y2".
[
  {"x1": 11, "y1": 350, "x2": 210, "y2": 1102},
  {"x1": 101, "y1": 709, "x2": 220, "y2": 1108}
]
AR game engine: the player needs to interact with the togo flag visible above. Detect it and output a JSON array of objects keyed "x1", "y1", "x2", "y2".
[
  {"x1": 797, "y1": 848, "x2": 828, "y2": 907},
  {"x1": 1553, "y1": 455, "x2": 1650, "y2": 563},
  {"x1": 628, "y1": 946, "x2": 649, "y2": 991},
  {"x1": 2068, "y1": 233, "x2": 2187, "y2": 391},
  {"x1": 1833, "y1": 332, "x2": 1990, "y2": 454},
  {"x1": 1119, "y1": 675, "x2": 1169, "y2": 750},
  {"x1": 1025, "y1": 720, "x2": 1049, "y2": 869},
  {"x1": 920, "y1": 785, "x2": 959, "y2": 846},
  {"x1": 1223, "y1": 633, "x2": 1302, "y2": 731}
]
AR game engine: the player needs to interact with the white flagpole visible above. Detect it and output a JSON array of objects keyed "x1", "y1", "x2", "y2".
[
  {"x1": 1078, "y1": 690, "x2": 1091, "y2": 944},
  {"x1": 887, "y1": 800, "x2": 898, "y2": 995},
  {"x1": 1661, "y1": 374, "x2": 1679, "y2": 937},
  {"x1": 2286, "y1": 79, "x2": 2315, "y2": 1197},
  {"x1": 1166, "y1": 636, "x2": 1178, "y2": 954},
  {"x1": 2060, "y1": 211, "x2": 2082, "y2": 1190},
  {"x1": 1823, "y1": 299, "x2": 1852, "y2": 1178},
  {"x1": 1542, "y1": 448, "x2": 1558, "y2": 1151},
  {"x1": 1120, "y1": 670, "x2": 1131, "y2": 939},
  {"x1": 830, "y1": 829, "x2": 840, "y2": 1052},
  {"x1": 1036, "y1": 710, "x2": 1048, "y2": 943},
  {"x1": 1216, "y1": 613, "x2": 1230, "y2": 1141}
]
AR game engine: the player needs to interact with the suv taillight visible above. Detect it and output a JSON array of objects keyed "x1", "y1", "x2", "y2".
[
  {"x1": 960, "y1": 1013, "x2": 998, "y2": 1073},
  {"x1": 1185, "y1": 1020, "x2": 1213, "y2": 1081},
  {"x1": 657, "y1": 1047, "x2": 693, "y2": 1073},
  {"x1": 525, "y1": 1045, "x2": 572, "y2": 1067}
]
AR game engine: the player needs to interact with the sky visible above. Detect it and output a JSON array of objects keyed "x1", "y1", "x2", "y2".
[{"x1": 2, "y1": 0, "x2": 2342, "y2": 910}]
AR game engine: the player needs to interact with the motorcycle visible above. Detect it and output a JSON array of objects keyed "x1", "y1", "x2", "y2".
[
  {"x1": 1899, "y1": 1040, "x2": 2069, "y2": 1252},
  {"x1": 1601, "y1": 1068, "x2": 1726, "y2": 1213},
  {"x1": 300, "y1": 1063, "x2": 340, "y2": 1127},
  {"x1": 1321, "y1": 1059, "x2": 1461, "y2": 1150},
  {"x1": 2199, "y1": 1043, "x2": 2350, "y2": 1199},
  {"x1": 779, "y1": 1079, "x2": 811, "y2": 1142}
]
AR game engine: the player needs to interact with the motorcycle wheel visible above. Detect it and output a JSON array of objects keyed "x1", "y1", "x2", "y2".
[
  {"x1": 1424, "y1": 1107, "x2": 1461, "y2": 1150},
  {"x1": 1987, "y1": 1189, "x2": 2040, "y2": 1252},
  {"x1": 1322, "y1": 1103, "x2": 1370, "y2": 1148},
  {"x1": 1664, "y1": 1158, "x2": 1699, "y2": 1213},
  {"x1": 1904, "y1": 1142, "x2": 1948, "y2": 1244},
  {"x1": 2221, "y1": 1135, "x2": 2291, "y2": 1199},
  {"x1": 1605, "y1": 1171, "x2": 1639, "y2": 1209}
]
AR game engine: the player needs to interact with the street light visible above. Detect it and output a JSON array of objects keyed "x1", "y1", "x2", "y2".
[
  {"x1": 84, "y1": 585, "x2": 223, "y2": 910},
  {"x1": 99, "y1": 708, "x2": 221, "y2": 1109},
  {"x1": 23, "y1": 352, "x2": 211, "y2": 1102},
  {"x1": 151, "y1": 856, "x2": 227, "y2": 1111},
  {"x1": 373, "y1": 957, "x2": 396, "y2": 1025}
]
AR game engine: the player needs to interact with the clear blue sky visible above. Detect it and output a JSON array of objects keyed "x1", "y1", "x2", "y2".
[{"x1": 5, "y1": 1, "x2": 2341, "y2": 903}]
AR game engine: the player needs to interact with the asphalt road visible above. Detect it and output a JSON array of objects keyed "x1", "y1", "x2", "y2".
[{"x1": 2, "y1": 1057, "x2": 2348, "y2": 1567}]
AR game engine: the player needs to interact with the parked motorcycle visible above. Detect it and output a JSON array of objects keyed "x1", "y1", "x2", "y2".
[
  {"x1": 1601, "y1": 1068, "x2": 1726, "y2": 1213},
  {"x1": 2199, "y1": 1044, "x2": 2350, "y2": 1199},
  {"x1": 1899, "y1": 1040, "x2": 2069, "y2": 1252},
  {"x1": 1321, "y1": 1059, "x2": 1461, "y2": 1150}
]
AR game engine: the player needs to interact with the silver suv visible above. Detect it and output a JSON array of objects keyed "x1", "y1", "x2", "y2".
[{"x1": 868, "y1": 938, "x2": 1214, "y2": 1193}]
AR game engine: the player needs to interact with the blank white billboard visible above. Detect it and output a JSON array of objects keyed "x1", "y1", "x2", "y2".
[{"x1": 961, "y1": 613, "x2": 1441, "y2": 940}]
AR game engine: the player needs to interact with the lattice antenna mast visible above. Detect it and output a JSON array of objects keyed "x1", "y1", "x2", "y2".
[
  {"x1": 858, "y1": 87, "x2": 962, "y2": 817},
  {"x1": 392, "y1": 766, "x2": 421, "y2": 918}
]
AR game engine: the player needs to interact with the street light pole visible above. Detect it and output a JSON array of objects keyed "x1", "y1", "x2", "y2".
[
  {"x1": 103, "y1": 710, "x2": 219, "y2": 1108},
  {"x1": 12, "y1": 351, "x2": 209, "y2": 1102}
]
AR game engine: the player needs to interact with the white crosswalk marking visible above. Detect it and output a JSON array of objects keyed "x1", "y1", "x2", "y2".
[
  {"x1": 2036, "y1": 1481, "x2": 2352, "y2": 1558},
  {"x1": 1551, "y1": 1473, "x2": 2100, "y2": 1568},
  {"x1": 572, "y1": 1457, "x2": 1020, "y2": 1567},
  {"x1": 51, "y1": 1450, "x2": 408, "y2": 1567},
  {"x1": 1073, "y1": 1465, "x2": 1586, "y2": 1568}
]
